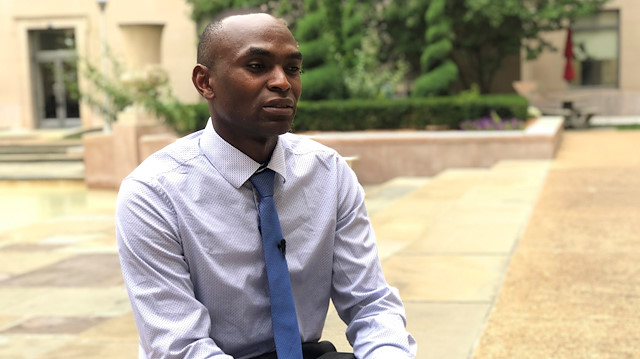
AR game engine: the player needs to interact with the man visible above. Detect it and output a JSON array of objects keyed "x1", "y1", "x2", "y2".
[{"x1": 116, "y1": 12, "x2": 416, "y2": 359}]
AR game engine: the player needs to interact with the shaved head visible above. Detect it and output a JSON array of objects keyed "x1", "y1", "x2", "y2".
[{"x1": 197, "y1": 11, "x2": 289, "y2": 68}]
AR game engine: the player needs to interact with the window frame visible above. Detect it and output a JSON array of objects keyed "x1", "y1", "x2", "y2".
[{"x1": 570, "y1": 9, "x2": 620, "y2": 89}]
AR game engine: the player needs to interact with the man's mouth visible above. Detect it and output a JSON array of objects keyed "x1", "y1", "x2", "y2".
[
  {"x1": 264, "y1": 99, "x2": 295, "y2": 108},
  {"x1": 265, "y1": 104, "x2": 291, "y2": 108},
  {"x1": 263, "y1": 99, "x2": 295, "y2": 116}
]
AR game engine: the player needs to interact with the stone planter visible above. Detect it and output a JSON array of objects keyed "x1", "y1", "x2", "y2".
[
  {"x1": 82, "y1": 121, "x2": 176, "y2": 189},
  {"x1": 308, "y1": 117, "x2": 563, "y2": 184}
]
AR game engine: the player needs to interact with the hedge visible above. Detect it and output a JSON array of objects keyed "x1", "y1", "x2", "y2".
[
  {"x1": 293, "y1": 94, "x2": 528, "y2": 132},
  {"x1": 180, "y1": 94, "x2": 528, "y2": 134}
]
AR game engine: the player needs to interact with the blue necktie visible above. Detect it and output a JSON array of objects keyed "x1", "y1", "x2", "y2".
[{"x1": 250, "y1": 169, "x2": 303, "y2": 359}]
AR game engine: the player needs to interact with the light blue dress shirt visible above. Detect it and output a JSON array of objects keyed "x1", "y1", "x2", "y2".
[{"x1": 116, "y1": 120, "x2": 417, "y2": 359}]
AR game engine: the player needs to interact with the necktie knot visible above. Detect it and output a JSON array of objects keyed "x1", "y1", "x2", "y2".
[{"x1": 250, "y1": 169, "x2": 275, "y2": 198}]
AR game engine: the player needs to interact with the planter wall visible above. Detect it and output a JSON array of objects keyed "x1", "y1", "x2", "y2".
[
  {"x1": 309, "y1": 117, "x2": 563, "y2": 184},
  {"x1": 83, "y1": 117, "x2": 563, "y2": 188},
  {"x1": 82, "y1": 122, "x2": 176, "y2": 189}
]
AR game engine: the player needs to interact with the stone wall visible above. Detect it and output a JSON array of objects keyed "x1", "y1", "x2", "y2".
[
  {"x1": 309, "y1": 117, "x2": 563, "y2": 184},
  {"x1": 82, "y1": 123, "x2": 176, "y2": 189},
  {"x1": 83, "y1": 117, "x2": 563, "y2": 188}
]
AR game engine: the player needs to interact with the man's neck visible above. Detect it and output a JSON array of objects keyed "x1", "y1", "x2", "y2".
[
  {"x1": 240, "y1": 137, "x2": 278, "y2": 164},
  {"x1": 211, "y1": 123, "x2": 279, "y2": 164}
]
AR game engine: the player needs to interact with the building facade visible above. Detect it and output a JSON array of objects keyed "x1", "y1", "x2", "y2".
[
  {"x1": 3, "y1": 1, "x2": 637, "y2": 131},
  {"x1": 521, "y1": 0, "x2": 640, "y2": 115},
  {"x1": 0, "y1": 0, "x2": 199, "y2": 130}
]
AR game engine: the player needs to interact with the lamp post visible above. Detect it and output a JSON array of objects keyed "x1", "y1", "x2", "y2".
[{"x1": 97, "y1": 0, "x2": 110, "y2": 132}]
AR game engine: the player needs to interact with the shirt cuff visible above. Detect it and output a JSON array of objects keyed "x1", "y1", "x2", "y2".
[{"x1": 368, "y1": 346, "x2": 413, "y2": 359}]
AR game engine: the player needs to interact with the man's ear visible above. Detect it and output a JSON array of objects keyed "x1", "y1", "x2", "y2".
[{"x1": 192, "y1": 64, "x2": 215, "y2": 100}]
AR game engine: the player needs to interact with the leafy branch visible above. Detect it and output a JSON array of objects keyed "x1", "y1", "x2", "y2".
[{"x1": 71, "y1": 50, "x2": 197, "y2": 135}]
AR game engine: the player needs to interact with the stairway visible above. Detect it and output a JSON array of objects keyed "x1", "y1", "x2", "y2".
[{"x1": 0, "y1": 138, "x2": 85, "y2": 180}]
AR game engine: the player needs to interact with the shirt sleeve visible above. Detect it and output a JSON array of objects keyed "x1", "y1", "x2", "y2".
[
  {"x1": 116, "y1": 177, "x2": 233, "y2": 359},
  {"x1": 329, "y1": 157, "x2": 418, "y2": 359}
]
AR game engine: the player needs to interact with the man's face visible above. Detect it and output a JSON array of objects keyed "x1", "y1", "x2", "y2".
[{"x1": 207, "y1": 15, "x2": 302, "y2": 144}]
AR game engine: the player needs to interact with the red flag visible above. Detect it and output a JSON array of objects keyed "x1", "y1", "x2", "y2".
[{"x1": 563, "y1": 28, "x2": 575, "y2": 81}]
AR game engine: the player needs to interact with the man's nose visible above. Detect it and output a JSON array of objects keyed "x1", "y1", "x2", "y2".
[{"x1": 267, "y1": 67, "x2": 291, "y2": 92}]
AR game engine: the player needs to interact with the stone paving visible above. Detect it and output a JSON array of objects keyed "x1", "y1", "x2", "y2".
[
  {"x1": 473, "y1": 130, "x2": 640, "y2": 358},
  {"x1": 0, "y1": 152, "x2": 553, "y2": 359},
  {"x1": 322, "y1": 161, "x2": 551, "y2": 359},
  {"x1": 5, "y1": 129, "x2": 635, "y2": 358}
]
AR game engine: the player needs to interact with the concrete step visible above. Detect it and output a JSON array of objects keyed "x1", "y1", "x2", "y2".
[
  {"x1": 0, "y1": 140, "x2": 85, "y2": 179},
  {"x1": 0, "y1": 141, "x2": 82, "y2": 155},
  {"x1": 0, "y1": 161, "x2": 84, "y2": 180},
  {"x1": 0, "y1": 152, "x2": 83, "y2": 162}
]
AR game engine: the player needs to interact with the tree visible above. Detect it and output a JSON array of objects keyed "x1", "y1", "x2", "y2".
[
  {"x1": 185, "y1": 0, "x2": 610, "y2": 96},
  {"x1": 293, "y1": 0, "x2": 352, "y2": 100},
  {"x1": 185, "y1": 0, "x2": 306, "y2": 31},
  {"x1": 381, "y1": 0, "x2": 430, "y2": 77},
  {"x1": 185, "y1": 0, "x2": 407, "y2": 100},
  {"x1": 412, "y1": 0, "x2": 458, "y2": 97},
  {"x1": 383, "y1": 0, "x2": 610, "y2": 94},
  {"x1": 450, "y1": 0, "x2": 611, "y2": 93}
]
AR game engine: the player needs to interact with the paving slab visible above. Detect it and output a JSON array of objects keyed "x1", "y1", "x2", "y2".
[
  {"x1": 382, "y1": 255, "x2": 510, "y2": 302},
  {"x1": 403, "y1": 302, "x2": 492, "y2": 359},
  {"x1": 3, "y1": 316, "x2": 109, "y2": 335},
  {"x1": 79, "y1": 313, "x2": 139, "y2": 340},
  {"x1": 402, "y1": 220, "x2": 525, "y2": 254},
  {"x1": 0, "y1": 336, "x2": 73, "y2": 359},
  {"x1": 0, "y1": 251, "x2": 76, "y2": 283},
  {"x1": 0, "y1": 316, "x2": 21, "y2": 331},
  {"x1": 0, "y1": 288, "x2": 130, "y2": 317},
  {"x1": 38, "y1": 338, "x2": 140, "y2": 359},
  {"x1": 0, "y1": 254, "x2": 123, "y2": 287}
]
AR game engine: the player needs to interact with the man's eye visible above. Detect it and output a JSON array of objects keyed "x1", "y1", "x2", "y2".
[
  {"x1": 286, "y1": 66, "x2": 303, "y2": 75},
  {"x1": 247, "y1": 63, "x2": 265, "y2": 71}
]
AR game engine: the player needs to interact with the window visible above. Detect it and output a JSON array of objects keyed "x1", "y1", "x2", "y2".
[
  {"x1": 571, "y1": 10, "x2": 619, "y2": 88},
  {"x1": 29, "y1": 28, "x2": 80, "y2": 128}
]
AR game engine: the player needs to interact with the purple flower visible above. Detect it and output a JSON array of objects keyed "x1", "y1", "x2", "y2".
[{"x1": 458, "y1": 114, "x2": 525, "y2": 131}]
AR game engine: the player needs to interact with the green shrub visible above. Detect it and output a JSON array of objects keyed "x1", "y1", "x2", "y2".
[
  {"x1": 293, "y1": 95, "x2": 528, "y2": 132},
  {"x1": 190, "y1": 102, "x2": 210, "y2": 132},
  {"x1": 298, "y1": 38, "x2": 331, "y2": 69},
  {"x1": 295, "y1": 11, "x2": 326, "y2": 40},
  {"x1": 300, "y1": 64, "x2": 347, "y2": 101},
  {"x1": 177, "y1": 95, "x2": 528, "y2": 135},
  {"x1": 420, "y1": 39, "x2": 453, "y2": 71},
  {"x1": 616, "y1": 124, "x2": 640, "y2": 131},
  {"x1": 412, "y1": 60, "x2": 459, "y2": 97}
]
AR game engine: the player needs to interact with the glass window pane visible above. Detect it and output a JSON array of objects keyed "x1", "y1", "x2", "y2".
[
  {"x1": 573, "y1": 30, "x2": 617, "y2": 60},
  {"x1": 63, "y1": 61, "x2": 80, "y2": 118},
  {"x1": 38, "y1": 29, "x2": 76, "y2": 50},
  {"x1": 571, "y1": 10, "x2": 619, "y2": 88},
  {"x1": 39, "y1": 63, "x2": 57, "y2": 118},
  {"x1": 573, "y1": 10, "x2": 618, "y2": 28}
]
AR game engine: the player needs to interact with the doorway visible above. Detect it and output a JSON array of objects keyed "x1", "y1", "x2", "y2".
[{"x1": 29, "y1": 28, "x2": 81, "y2": 128}]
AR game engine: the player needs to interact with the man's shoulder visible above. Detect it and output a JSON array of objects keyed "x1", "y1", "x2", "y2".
[
  {"x1": 127, "y1": 130, "x2": 203, "y2": 182},
  {"x1": 281, "y1": 132, "x2": 338, "y2": 158}
]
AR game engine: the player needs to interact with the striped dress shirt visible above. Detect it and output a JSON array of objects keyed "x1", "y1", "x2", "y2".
[{"x1": 116, "y1": 120, "x2": 417, "y2": 359}]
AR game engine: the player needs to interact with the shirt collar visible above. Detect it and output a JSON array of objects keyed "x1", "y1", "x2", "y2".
[{"x1": 199, "y1": 119, "x2": 287, "y2": 189}]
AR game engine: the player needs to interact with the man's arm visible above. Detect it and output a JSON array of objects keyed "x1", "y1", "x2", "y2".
[
  {"x1": 116, "y1": 178, "x2": 232, "y2": 359},
  {"x1": 330, "y1": 158, "x2": 417, "y2": 359}
]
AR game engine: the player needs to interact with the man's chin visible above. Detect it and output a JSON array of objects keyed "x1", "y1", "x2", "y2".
[{"x1": 265, "y1": 117, "x2": 294, "y2": 135}]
